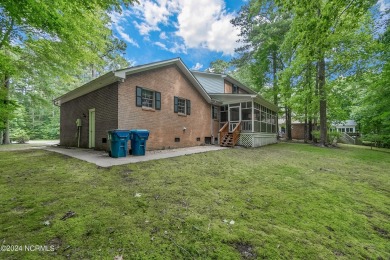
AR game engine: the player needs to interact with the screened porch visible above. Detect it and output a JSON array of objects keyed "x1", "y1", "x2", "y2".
[{"x1": 219, "y1": 101, "x2": 277, "y2": 134}]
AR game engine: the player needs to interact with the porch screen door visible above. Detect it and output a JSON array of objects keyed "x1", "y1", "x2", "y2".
[{"x1": 229, "y1": 106, "x2": 240, "y2": 132}]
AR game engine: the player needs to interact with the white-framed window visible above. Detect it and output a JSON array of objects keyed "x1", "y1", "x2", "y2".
[
  {"x1": 178, "y1": 98, "x2": 186, "y2": 114},
  {"x1": 174, "y1": 96, "x2": 191, "y2": 115},
  {"x1": 142, "y1": 89, "x2": 154, "y2": 108},
  {"x1": 212, "y1": 105, "x2": 219, "y2": 120},
  {"x1": 136, "y1": 86, "x2": 161, "y2": 110}
]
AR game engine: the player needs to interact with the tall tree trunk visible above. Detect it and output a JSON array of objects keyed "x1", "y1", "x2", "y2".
[
  {"x1": 318, "y1": 55, "x2": 327, "y2": 146},
  {"x1": 313, "y1": 61, "x2": 320, "y2": 142},
  {"x1": 304, "y1": 104, "x2": 308, "y2": 143},
  {"x1": 2, "y1": 75, "x2": 11, "y2": 144},
  {"x1": 285, "y1": 106, "x2": 292, "y2": 140},
  {"x1": 304, "y1": 61, "x2": 313, "y2": 143},
  {"x1": 308, "y1": 63, "x2": 313, "y2": 141},
  {"x1": 272, "y1": 49, "x2": 279, "y2": 139}
]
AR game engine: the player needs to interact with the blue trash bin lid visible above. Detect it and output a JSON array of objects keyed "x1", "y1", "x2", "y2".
[
  {"x1": 112, "y1": 129, "x2": 130, "y2": 139},
  {"x1": 130, "y1": 129, "x2": 149, "y2": 138}
]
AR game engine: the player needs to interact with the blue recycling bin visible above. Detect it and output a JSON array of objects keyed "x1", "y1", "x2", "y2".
[
  {"x1": 108, "y1": 130, "x2": 130, "y2": 158},
  {"x1": 130, "y1": 129, "x2": 150, "y2": 156}
]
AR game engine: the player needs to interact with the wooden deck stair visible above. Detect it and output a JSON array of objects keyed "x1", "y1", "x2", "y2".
[
  {"x1": 220, "y1": 133, "x2": 234, "y2": 147},
  {"x1": 219, "y1": 121, "x2": 241, "y2": 147}
]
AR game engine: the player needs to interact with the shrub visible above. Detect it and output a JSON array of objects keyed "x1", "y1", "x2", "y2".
[
  {"x1": 11, "y1": 129, "x2": 30, "y2": 144},
  {"x1": 363, "y1": 134, "x2": 390, "y2": 148},
  {"x1": 311, "y1": 130, "x2": 320, "y2": 141},
  {"x1": 328, "y1": 131, "x2": 342, "y2": 143}
]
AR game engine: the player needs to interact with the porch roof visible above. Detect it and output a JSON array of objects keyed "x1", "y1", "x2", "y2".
[{"x1": 210, "y1": 94, "x2": 278, "y2": 111}]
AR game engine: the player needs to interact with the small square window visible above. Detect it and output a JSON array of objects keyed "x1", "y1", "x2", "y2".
[
  {"x1": 175, "y1": 137, "x2": 180, "y2": 142},
  {"x1": 196, "y1": 137, "x2": 200, "y2": 141}
]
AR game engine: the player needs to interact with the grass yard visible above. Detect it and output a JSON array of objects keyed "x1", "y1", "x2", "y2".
[{"x1": 0, "y1": 143, "x2": 389, "y2": 259}]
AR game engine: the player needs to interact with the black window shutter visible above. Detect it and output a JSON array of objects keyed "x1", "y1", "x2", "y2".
[
  {"x1": 136, "y1": 86, "x2": 142, "y2": 107},
  {"x1": 155, "y1": 92, "x2": 161, "y2": 110},
  {"x1": 174, "y1": 96, "x2": 178, "y2": 113},
  {"x1": 186, "y1": 100, "x2": 191, "y2": 115}
]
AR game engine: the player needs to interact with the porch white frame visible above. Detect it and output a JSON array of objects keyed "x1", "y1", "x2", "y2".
[{"x1": 214, "y1": 95, "x2": 278, "y2": 148}]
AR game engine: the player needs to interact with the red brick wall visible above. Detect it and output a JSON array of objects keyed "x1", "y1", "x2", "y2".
[
  {"x1": 60, "y1": 83, "x2": 118, "y2": 150},
  {"x1": 118, "y1": 65, "x2": 218, "y2": 150},
  {"x1": 291, "y1": 123, "x2": 305, "y2": 140}
]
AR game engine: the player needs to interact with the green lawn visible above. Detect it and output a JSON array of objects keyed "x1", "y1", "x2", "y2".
[{"x1": 0, "y1": 143, "x2": 389, "y2": 259}]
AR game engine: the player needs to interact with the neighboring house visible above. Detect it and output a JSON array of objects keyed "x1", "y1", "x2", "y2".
[
  {"x1": 278, "y1": 117, "x2": 358, "y2": 140},
  {"x1": 331, "y1": 120, "x2": 357, "y2": 133},
  {"x1": 54, "y1": 58, "x2": 278, "y2": 151}
]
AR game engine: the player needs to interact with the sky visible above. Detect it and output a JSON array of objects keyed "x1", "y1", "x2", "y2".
[
  {"x1": 110, "y1": 0, "x2": 390, "y2": 71},
  {"x1": 109, "y1": 0, "x2": 247, "y2": 71}
]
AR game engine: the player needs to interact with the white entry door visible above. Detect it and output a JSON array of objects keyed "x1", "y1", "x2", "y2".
[{"x1": 88, "y1": 108, "x2": 95, "y2": 148}]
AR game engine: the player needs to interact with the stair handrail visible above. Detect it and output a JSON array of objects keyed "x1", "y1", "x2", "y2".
[
  {"x1": 219, "y1": 122, "x2": 229, "y2": 145},
  {"x1": 342, "y1": 132, "x2": 355, "y2": 144},
  {"x1": 232, "y1": 121, "x2": 241, "y2": 147}
]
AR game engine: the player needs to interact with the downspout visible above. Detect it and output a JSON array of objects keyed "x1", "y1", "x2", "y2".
[
  {"x1": 77, "y1": 126, "x2": 81, "y2": 148},
  {"x1": 210, "y1": 104, "x2": 214, "y2": 144}
]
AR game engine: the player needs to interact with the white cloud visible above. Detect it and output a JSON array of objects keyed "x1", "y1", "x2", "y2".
[
  {"x1": 377, "y1": 0, "x2": 389, "y2": 12},
  {"x1": 169, "y1": 42, "x2": 187, "y2": 54},
  {"x1": 191, "y1": 62, "x2": 203, "y2": 70},
  {"x1": 117, "y1": 25, "x2": 140, "y2": 47},
  {"x1": 131, "y1": 0, "x2": 241, "y2": 55},
  {"x1": 154, "y1": 41, "x2": 168, "y2": 50},
  {"x1": 153, "y1": 41, "x2": 187, "y2": 54},
  {"x1": 159, "y1": 32, "x2": 168, "y2": 39},
  {"x1": 132, "y1": 0, "x2": 176, "y2": 35},
  {"x1": 109, "y1": 10, "x2": 140, "y2": 48},
  {"x1": 133, "y1": 21, "x2": 158, "y2": 36}
]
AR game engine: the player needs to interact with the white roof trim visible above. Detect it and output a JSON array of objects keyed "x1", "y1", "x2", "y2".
[
  {"x1": 54, "y1": 58, "x2": 212, "y2": 105},
  {"x1": 209, "y1": 93, "x2": 278, "y2": 111},
  {"x1": 54, "y1": 72, "x2": 123, "y2": 106}
]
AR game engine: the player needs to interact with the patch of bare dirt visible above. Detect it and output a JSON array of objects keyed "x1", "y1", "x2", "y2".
[
  {"x1": 373, "y1": 226, "x2": 389, "y2": 239},
  {"x1": 47, "y1": 237, "x2": 62, "y2": 251},
  {"x1": 230, "y1": 241, "x2": 257, "y2": 259}
]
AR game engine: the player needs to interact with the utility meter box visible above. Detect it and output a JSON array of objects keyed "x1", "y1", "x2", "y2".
[{"x1": 76, "y1": 118, "x2": 82, "y2": 127}]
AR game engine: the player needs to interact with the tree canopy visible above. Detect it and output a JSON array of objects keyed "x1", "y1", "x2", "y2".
[
  {"x1": 0, "y1": 0, "x2": 137, "y2": 144},
  {"x1": 227, "y1": 0, "x2": 388, "y2": 146}
]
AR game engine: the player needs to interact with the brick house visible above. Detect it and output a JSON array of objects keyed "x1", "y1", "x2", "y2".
[{"x1": 54, "y1": 58, "x2": 278, "y2": 151}]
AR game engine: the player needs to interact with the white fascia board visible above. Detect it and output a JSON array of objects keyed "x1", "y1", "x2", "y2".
[
  {"x1": 210, "y1": 93, "x2": 278, "y2": 111},
  {"x1": 55, "y1": 58, "x2": 213, "y2": 106},
  {"x1": 119, "y1": 58, "x2": 212, "y2": 103},
  {"x1": 54, "y1": 71, "x2": 124, "y2": 106}
]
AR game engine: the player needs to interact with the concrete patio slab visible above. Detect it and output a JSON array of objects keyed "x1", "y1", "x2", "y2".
[{"x1": 44, "y1": 146, "x2": 227, "y2": 167}]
